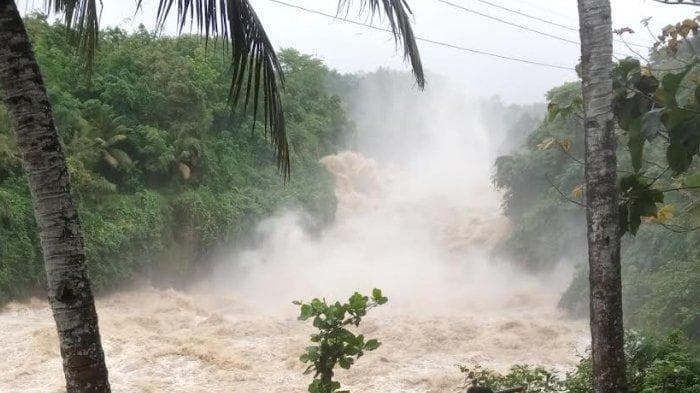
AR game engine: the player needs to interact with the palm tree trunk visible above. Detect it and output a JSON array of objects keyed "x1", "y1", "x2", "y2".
[
  {"x1": 577, "y1": 1, "x2": 627, "y2": 392},
  {"x1": 0, "y1": 1, "x2": 110, "y2": 392}
]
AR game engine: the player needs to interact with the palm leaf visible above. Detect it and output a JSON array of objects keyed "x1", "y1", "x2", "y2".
[
  {"x1": 107, "y1": 134, "x2": 128, "y2": 145},
  {"x1": 102, "y1": 151, "x2": 119, "y2": 168},
  {"x1": 177, "y1": 162, "x2": 191, "y2": 180},
  {"x1": 108, "y1": 148, "x2": 133, "y2": 166},
  {"x1": 337, "y1": 0, "x2": 425, "y2": 88},
  {"x1": 144, "y1": 0, "x2": 290, "y2": 177},
  {"x1": 44, "y1": 0, "x2": 101, "y2": 77}
]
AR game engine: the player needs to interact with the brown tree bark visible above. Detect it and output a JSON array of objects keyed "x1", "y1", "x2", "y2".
[
  {"x1": 577, "y1": 0, "x2": 627, "y2": 392},
  {"x1": 0, "y1": 1, "x2": 110, "y2": 391}
]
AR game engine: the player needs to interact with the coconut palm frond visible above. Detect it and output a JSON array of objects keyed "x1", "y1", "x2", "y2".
[
  {"x1": 108, "y1": 148, "x2": 133, "y2": 166},
  {"x1": 177, "y1": 162, "x2": 191, "y2": 180},
  {"x1": 102, "y1": 151, "x2": 118, "y2": 168},
  {"x1": 145, "y1": 0, "x2": 289, "y2": 177},
  {"x1": 45, "y1": 0, "x2": 101, "y2": 77},
  {"x1": 107, "y1": 134, "x2": 128, "y2": 145},
  {"x1": 338, "y1": 0, "x2": 424, "y2": 88}
]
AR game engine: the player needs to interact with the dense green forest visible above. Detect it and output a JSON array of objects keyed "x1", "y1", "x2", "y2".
[
  {"x1": 493, "y1": 38, "x2": 700, "y2": 340},
  {"x1": 0, "y1": 15, "x2": 352, "y2": 301}
]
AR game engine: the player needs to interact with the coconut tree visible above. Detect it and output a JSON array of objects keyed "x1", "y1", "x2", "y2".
[{"x1": 0, "y1": 0, "x2": 423, "y2": 391}]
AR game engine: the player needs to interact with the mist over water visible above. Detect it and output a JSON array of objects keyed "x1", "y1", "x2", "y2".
[
  {"x1": 0, "y1": 74, "x2": 588, "y2": 392},
  {"x1": 213, "y1": 73, "x2": 561, "y2": 311}
]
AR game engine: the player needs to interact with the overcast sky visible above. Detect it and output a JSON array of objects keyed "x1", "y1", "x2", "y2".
[{"x1": 23, "y1": 0, "x2": 698, "y2": 103}]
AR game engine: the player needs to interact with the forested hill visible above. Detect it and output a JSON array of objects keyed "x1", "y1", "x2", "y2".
[
  {"x1": 493, "y1": 36, "x2": 700, "y2": 340},
  {"x1": 0, "y1": 15, "x2": 352, "y2": 302}
]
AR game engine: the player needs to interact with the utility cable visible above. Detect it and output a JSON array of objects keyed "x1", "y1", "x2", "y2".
[
  {"x1": 438, "y1": 0, "x2": 650, "y2": 55},
  {"x1": 461, "y1": 0, "x2": 649, "y2": 48},
  {"x1": 265, "y1": 0, "x2": 575, "y2": 71}
]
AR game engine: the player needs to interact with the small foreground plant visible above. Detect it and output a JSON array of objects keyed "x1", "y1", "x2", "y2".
[{"x1": 294, "y1": 288, "x2": 388, "y2": 393}]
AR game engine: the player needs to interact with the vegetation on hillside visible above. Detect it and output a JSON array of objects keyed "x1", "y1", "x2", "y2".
[
  {"x1": 493, "y1": 28, "x2": 700, "y2": 339},
  {"x1": 0, "y1": 16, "x2": 352, "y2": 302}
]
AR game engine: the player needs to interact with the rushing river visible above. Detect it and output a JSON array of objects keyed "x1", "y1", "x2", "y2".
[{"x1": 1, "y1": 151, "x2": 587, "y2": 393}]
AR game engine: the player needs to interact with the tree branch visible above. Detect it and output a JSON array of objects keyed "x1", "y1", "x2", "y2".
[
  {"x1": 651, "y1": 0, "x2": 700, "y2": 6},
  {"x1": 545, "y1": 175, "x2": 587, "y2": 207},
  {"x1": 660, "y1": 185, "x2": 700, "y2": 192},
  {"x1": 659, "y1": 223, "x2": 700, "y2": 232},
  {"x1": 558, "y1": 145, "x2": 584, "y2": 165}
]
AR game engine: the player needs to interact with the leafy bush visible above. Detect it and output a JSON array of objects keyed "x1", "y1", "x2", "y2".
[
  {"x1": 457, "y1": 364, "x2": 564, "y2": 392},
  {"x1": 456, "y1": 331, "x2": 700, "y2": 392},
  {"x1": 565, "y1": 331, "x2": 700, "y2": 393},
  {"x1": 460, "y1": 331, "x2": 700, "y2": 393},
  {"x1": 295, "y1": 289, "x2": 388, "y2": 393}
]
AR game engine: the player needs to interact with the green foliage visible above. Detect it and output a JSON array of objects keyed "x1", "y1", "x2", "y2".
[
  {"x1": 618, "y1": 175, "x2": 665, "y2": 235},
  {"x1": 458, "y1": 363, "x2": 564, "y2": 392},
  {"x1": 611, "y1": 56, "x2": 699, "y2": 234},
  {"x1": 0, "y1": 17, "x2": 351, "y2": 301},
  {"x1": 457, "y1": 332, "x2": 700, "y2": 393},
  {"x1": 0, "y1": 179, "x2": 42, "y2": 302},
  {"x1": 493, "y1": 33, "x2": 700, "y2": 338},
  {"x1": 614, "y1": 58, "x2": 700, "y2": 175},
  {"x1": 492, "y1": 82, "x2": 586, "y2": 271},
  {"x1": 295, "y1": 289, "x2": 388, "y2": 393},
  {"x1": 564, "y1": 331, "x2": 700, "y2": 393}
]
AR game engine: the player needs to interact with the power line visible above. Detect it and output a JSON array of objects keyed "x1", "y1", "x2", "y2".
[
  {"x1": 437, "y1": 0, "x2": 580, "y2": 46},
  {"x1": 265, "y1": 0, "x2": 575, "y2": 71},
  {"x1": 438, "y1": 0, "x2": 650, "y2": 52},
  {"x1": 468, "y1": 0, "x2": 578, "y2": 32},
  {"x1": 464, "y1": 0, "x2": 649, "y2": 48},
  {"x1": 510, "y1": 0, "x2": 576, "y2": 22}
]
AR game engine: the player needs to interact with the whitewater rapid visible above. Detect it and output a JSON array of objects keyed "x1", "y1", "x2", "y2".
[
  {"x1": 1, "y1": 286, "x2": 586, "y2": 393},
  {"x1": 0, "y1": 151, "x2": 587, "y2": 392}
]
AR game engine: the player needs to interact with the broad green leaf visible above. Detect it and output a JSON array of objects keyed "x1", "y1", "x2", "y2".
[
  {"x1": 372, "y1": 288, "x2": 382, "y2": 301},
  {"x1": 667, "y1": 142, "x2": 693, "y2": 175},
  {"x1": 659, "y1": 62, "x2": 697, "y2": 107},
  {"x1": 618, "y1": 175, "x2": 664, "y2": 235},
  {"x1": 299, "y1": 304, "x2": 313, "y2": 320},
  {"x1": 338, "y1": 357, "x2": 353, "y2": 369},
  {"x1": 636, "y1": 74, "x2": 659, "y2": 95},
  {"x1": 640, "y1": 108, "x2": 665, "y2": 141},
  {"x1": 661, "y1": 63, "x2": 695, "y2": 95},
  {"x1": 664, "y1": 110, "x2": 700, "y2": 175},
  {"x1": 364, "y1": 339, "x2": 381, "y2": 351}
]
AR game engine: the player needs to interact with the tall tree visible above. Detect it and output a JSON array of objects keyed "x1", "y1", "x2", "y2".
[
  {"x1": 0, "y1": 0, "x2": 424, "y2": 392},
  {"x1": 0, "y1": 1, "x2": 110, "y2": 391},
  {"x1": 576, "y1": 1, "x2": 626, "y2": 392}
]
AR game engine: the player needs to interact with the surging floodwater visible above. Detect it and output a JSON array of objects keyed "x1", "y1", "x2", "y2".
[
  {"x1": 0, "y1": 77, "x2": 588, "y2": 392},
  {"x1": 0, "y1": 150, "x2": 587, "y2": 393}
]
